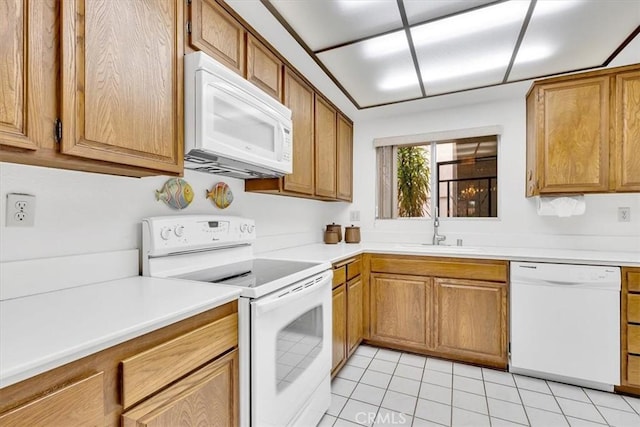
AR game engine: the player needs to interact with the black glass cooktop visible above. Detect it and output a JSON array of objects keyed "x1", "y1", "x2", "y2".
[{"x1": 176, "y1": 258, "x2": 321, "y2": 288}]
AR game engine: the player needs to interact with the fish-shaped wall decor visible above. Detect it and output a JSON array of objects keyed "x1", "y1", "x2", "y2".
[
  {"x1": 155, "y1": 178, "x2": 194, "y2": 210},
  {"x1": 206, "y1": 182, "x2": 233, "y2": 209}
]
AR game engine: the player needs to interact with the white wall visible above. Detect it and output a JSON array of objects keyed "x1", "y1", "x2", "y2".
[
  {"x1": 0, "y1": 163, "x2": 350, "y2": 262},
  {"x1": 351, "y1": 93, "x2": 640, "y2": 252}
]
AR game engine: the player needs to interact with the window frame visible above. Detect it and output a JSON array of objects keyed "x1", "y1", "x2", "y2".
[{"x1": 374, "y1": 129, "x2": 502, "y2": 221}]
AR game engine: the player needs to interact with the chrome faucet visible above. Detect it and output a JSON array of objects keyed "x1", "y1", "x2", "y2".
[{"x1": 432, "y1": 207, "x2": 446, "y2": 245}]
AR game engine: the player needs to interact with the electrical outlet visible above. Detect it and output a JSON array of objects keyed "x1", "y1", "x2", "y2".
[
  {"x1": 618, "y1": 207, "x2": 631, "y2": 222},
  {"x1": 6, "y1": 193, "x2": 35, "y2": 227},
  {"x1": 349, "y1": 210, "x2": 360, "y2": 221}
]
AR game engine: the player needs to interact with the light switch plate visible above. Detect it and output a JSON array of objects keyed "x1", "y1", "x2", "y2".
[
  {"x1": 350, "y1": 210, "x2": 360, "y2": 221},
  {"x1": 6, "y1": 193, "x2": 36, "y2": 227}
]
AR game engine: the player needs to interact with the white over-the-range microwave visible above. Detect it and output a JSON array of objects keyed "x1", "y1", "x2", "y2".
[{"x1": 184, "y1": 51, "x2": 293, "y2": 179}]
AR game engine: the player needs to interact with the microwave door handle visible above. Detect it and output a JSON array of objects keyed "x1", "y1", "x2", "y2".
[{"x1": 276, "y1": 123, "x2": 285, "y2": 161}]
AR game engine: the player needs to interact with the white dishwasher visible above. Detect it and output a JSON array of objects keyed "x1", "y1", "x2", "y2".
[{"x1": 510, "y1": 262, "x2": 620, "y2": 391}]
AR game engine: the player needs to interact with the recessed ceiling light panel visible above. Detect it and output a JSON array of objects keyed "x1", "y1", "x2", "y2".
[{"x1": 270, "y1": 0, "x2": 402, "y2": 51}]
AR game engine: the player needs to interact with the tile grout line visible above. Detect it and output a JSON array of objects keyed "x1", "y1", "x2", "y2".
[
  {"x1": 480, "y1": 366, "x2": 494, "y2": 427},
  {"x1": 622, "y1": 395, "x2": 640, "y2": 416},
  {"x1": 508, "y1": 371, "x2": 532, "y2": 427},
  {"x1": 582, "y1": 388, "x2": 612, "y2": 427},
  {"x1": 335, "y1": 347, "x2": 638, "y2": 427}
]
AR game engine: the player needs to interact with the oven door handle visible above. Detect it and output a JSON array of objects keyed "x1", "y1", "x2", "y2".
[{"x1": 252, "y1": 271, "x2": 332, "y2": 314}]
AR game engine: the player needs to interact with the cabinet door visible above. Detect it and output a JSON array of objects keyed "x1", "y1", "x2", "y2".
[
  {"x1": 61, "y1": 0, "x2": 183, "y2": 173},
  {"x1": 347, "y1": 277, "x2": 363, "y2": 356},
  {"x1": 122, "y1": 350, "x2": 238, "y2": 427},
  {"x1": 370, "y1": 273, "x2": 431, "y2": 349},
  {"x1": 0, "y1": 372, "x2": 104, "y2": 427},
  {"x1": 283, "y1": 69, "x2": 315, "y2": 195},
  {"x1": 614, "y1": 70, "x2": 640, "y2": 191},
  {"x1": 433, "y1": 278, "x2": 507, "y2": 366},
  {"x1": 246, "y1": 34, "x2": 282, "y2": 100},
  {"x1": 537, "y1": 77, "x2": 609, "y2": 193},
  {"x1": 190, "y1": 0, "x2": 245, "y2": 75},
  {"x1": 337, "y1": 114, "x2": 353, "y2": 201},
  {"x1": 0, "y1": 0, "x2": 56, "y2": 151},
  {"x1": 315, "y1": 95, "x2": 337, "y2": 198},
  {"x1": 332, "y1": 283, "x2": 347, "y2": 374}
]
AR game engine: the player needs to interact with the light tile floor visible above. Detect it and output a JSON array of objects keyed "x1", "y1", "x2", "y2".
[{"x1": 319, "y1": 345, "x2": 640, "y2": 427}]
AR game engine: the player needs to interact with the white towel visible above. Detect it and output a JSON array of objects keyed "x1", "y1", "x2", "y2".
[{"x1": 537, "y1": 196, "x2": 586, "y2": 217}]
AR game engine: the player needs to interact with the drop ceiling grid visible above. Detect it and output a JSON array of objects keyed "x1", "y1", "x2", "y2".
[{"x1": 264, "y1": 0, "x2": 640, "y2": 109}]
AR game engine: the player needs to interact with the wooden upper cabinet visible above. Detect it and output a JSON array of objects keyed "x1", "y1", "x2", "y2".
[
  {"x1": 282, "y1": 69, "x2": 315, "y2": 195},
  {"x1": 61, "y1": 0, "x2": 183, "y2": 174},
  {"x1": 315, "y1": 95, "x2": 337, "y2": 198},
  {"x1": 190, "y1": 0, "x2": 245, "y2": 75},
  {"x1": 433, "y1": 278, "x2": 507, "y2": 366},
  {"x1": 246, "y1": 35, "x2": 282, "y2": 100},
  {"x1": 614, "y1": 70, "x2": 640, "y2": 191},
  {"x1": 0, "y1": 0, "x2": 56, "y2": 151},
  {"x1": 370, "y1": 273, "x2": 431, "y2": 349},
  {"x1": 534, "y1": 76, "x2": 610, "y2": 194},
  {"x1": 337, "y1": 114, "x2": 353, "y2": 201},
  {"x1": 526, "y1": 64, "x2": 640, "y2": 197}
]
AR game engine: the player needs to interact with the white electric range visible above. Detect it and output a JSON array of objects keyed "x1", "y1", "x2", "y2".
[{"x1": 142, "y1": 215, "x2": 332, "y2": 427}]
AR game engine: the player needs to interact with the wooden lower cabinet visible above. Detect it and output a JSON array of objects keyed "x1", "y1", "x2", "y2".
[
  {"x1": 347, "y1": 277, "x2": 364, "y2": 355},
  {"x1": 331, "y1": 257, "x2": 364, "y2": 376},
  {"x1": 370, "y1": 273, "x2": 431, "y2": 350},
  {"x1": 0, "y1": 372, "x2": 105, "y2": 427},
  {"x1": 332, "y1": 283, "x2": 347, "y2": 373},
  {"x1": 365, "y1": 255, "x2": 509, "y2": 369},
  {"x1": 618, "y1": 267, "x2": 640, "y2": 395},
  {"x1": 122, "y1": 350, "x2": 238, "y2": 427},
  {"x1": 0, "y1": 302, "x2": 238, "y2": 426},
  {"x1": 433, "y1": 278, "x2": 507, "y2": 366}
]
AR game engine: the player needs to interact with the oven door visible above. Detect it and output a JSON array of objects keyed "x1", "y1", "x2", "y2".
[{"x1": 250, "y1": 271, "x2": 332, "y2": 427}]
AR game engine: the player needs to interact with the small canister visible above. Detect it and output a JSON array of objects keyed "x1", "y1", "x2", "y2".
[
  {"x1": 323, "y1": 230, "x2": 339, "y2": 244},
  {"x1": 344, "y1": 225, "x2": 361, "y2": 243},
  {"x1": 326, "y1": 223, "x2": 342, "y2": 242}
]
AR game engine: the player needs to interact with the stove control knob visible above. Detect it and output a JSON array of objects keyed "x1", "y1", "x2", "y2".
[
  {"x1": 241, "y1": 223, "x2": 248, "y2": 233},
  {"x1": 160, "y1": 227, "x2": 171, "y2": 240},
  {"x1": 174, "y1": 225, "x2": 185, "y2": 237},
  {"x1": 248, "y1": 225, "x2": 255, "y2": 234}
]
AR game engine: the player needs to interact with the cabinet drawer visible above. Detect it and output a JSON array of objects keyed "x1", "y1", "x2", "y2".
[
  {"x1": 628, "y1": 271, "x2": 640, "y2": 293},
  {"x1": 629, "y1": 295, "x2": 640, "y2": 323},
  {"x1": 122, "y1": 350, "x2": 238, "y2": 427},
  {"x1": 0, "y1": 372, "x2": 104, "y2": 426},
  {"x1": 628, "y1": 355, "x2": 640, "y2": 386},
  {"x1": 333, "y1": 266, "x2": 346, "y2": 288},
  {"x1": 347, "y1": 258, "x2": 361, "y2": 280},
  {"x1": 629, "y1": 325, "x2": 640, "y2": 354},
  {"x1": 370, "y1": 255, "x2": 508, "y2": 282},
  {"x1": 121, "y1": 313, "x2": 238, "y2": 409}
]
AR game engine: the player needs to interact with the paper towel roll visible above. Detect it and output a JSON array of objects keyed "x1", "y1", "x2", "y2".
[{"x1": 537, "y1": 196, "x2": 586, "y2": 217}]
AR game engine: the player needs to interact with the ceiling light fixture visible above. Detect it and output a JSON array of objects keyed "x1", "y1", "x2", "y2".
[
  {"x1": 411, "y1": 1, "x2": 531, "y2": 47},
  {"x1": 421, "y1": 45, "x2": 554, "y2": 84},
  {"x1": 377, "y1": 45, "x2": 553, "y2": 91},
  {"x1": 378, "y1": 70, "x2": 419, "y2": 91},
  {"x1": 362, "y1": 30, "x2": 410, "y2": 59}
]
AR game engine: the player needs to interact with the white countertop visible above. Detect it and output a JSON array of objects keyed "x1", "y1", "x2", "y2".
[
  {"x1": 0, "y1": 276, "x2": 241, "y2": 388},
  {"x1": 259, "y1": 242, "x2": 640, "y2": 267}
]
